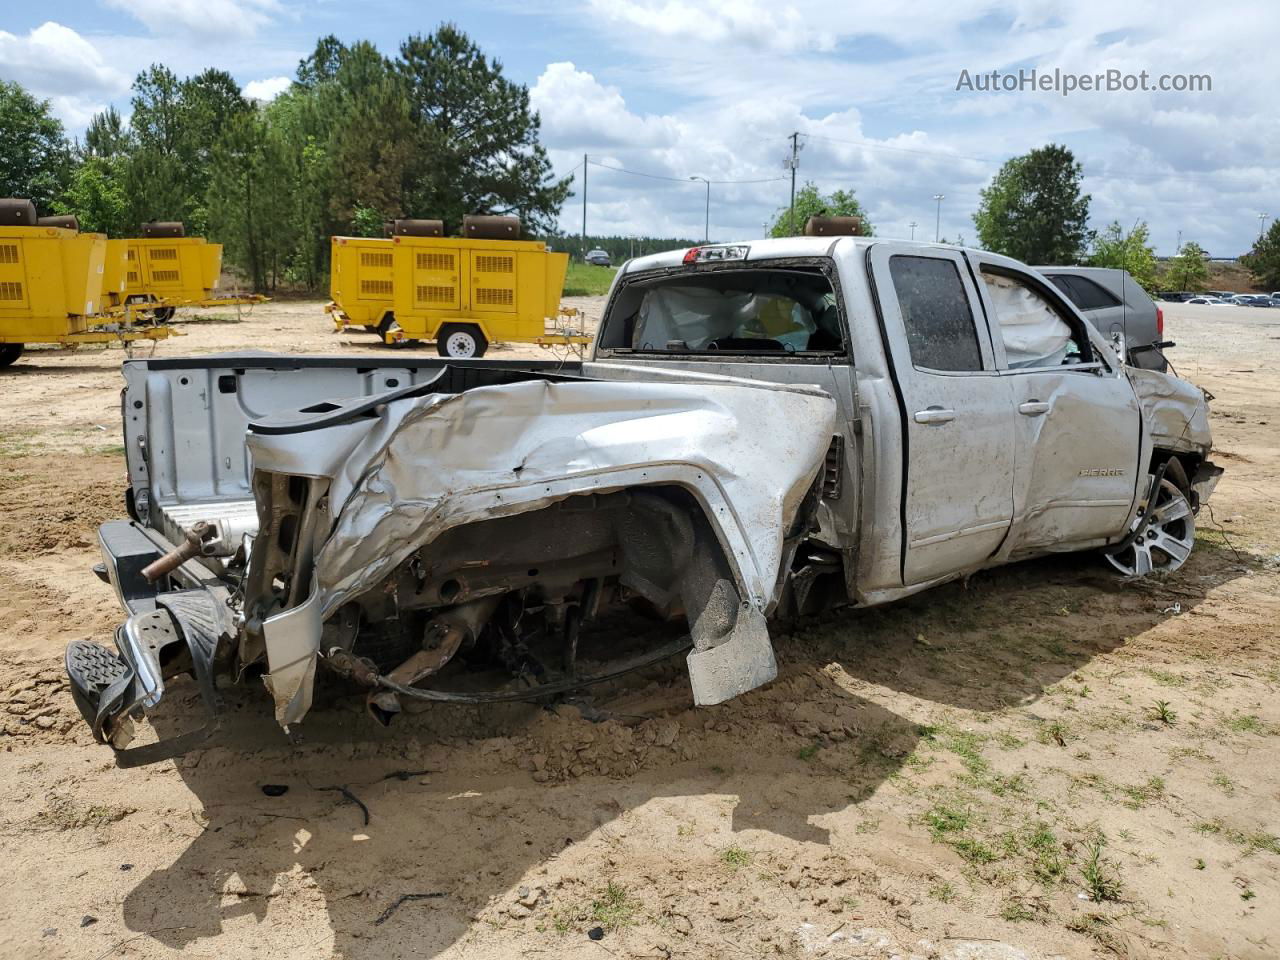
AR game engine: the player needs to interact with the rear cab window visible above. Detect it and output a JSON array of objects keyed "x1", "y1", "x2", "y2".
[
  {"x1": 888, "y1": 255, "x2": 984, "y2": 371},
  {"x1": 596, "y1": 261, "x2": 847, "y2": 358}
]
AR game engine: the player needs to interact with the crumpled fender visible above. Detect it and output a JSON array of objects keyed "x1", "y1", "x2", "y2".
[
  {"x1": 257, "y1": 376, "x2": 838, "y2": 725},
  {"x1": 1127, "y1": 366, "x2": 1213, "y2": 456}
]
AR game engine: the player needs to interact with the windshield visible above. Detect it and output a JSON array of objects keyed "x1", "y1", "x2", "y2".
[{"x1": 599, "y1": 265, "x2": 844, "y2": 355}]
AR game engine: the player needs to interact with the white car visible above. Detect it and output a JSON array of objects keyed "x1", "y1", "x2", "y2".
[{"x1": 1186, "y1": 297, "x2": 1230, "y2": 305}]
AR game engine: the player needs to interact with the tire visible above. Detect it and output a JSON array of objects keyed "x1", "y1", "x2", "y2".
[
  {"x1": 436, "y1": 323, "x2": 488, "y2": 359},
  {"x1": 1104, "y1": 468, "x2": 1195, "y2": 577},
  {"x1": 0, "y1": 344, "x2": 23, "y2": 369},
  {"x1": 376, "y1": 313, "x2": 399, "y2": 342},
  {"x1": 151, "y1": 307, "x2": 176, "y2": 322}
]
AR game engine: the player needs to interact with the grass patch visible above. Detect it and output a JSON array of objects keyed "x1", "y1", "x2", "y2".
[
  {"x1": 1211, "y1": 773, "x2": 1236, "y2": 795},
  {"x1": 1148, "y1": 700, "x2": 1177, "y2": 725},
  {"x1": 719, "y1": 845, "x2": 753, "y2": 869},
  {"x1": 929, "y1": 881, "x2": 957, "y2": 903},
  {"x1": 797, "y1": 742, "x2": 820, "y2": 761},
  {"x1": 1000, "y1": 898, "x2": 1038, "y2": 922},
  {"x1": 1226, "y1": 713, "x2": 1268, "y2": 735},
  {"x1": 590, "y1": 881, "x2": 639, "y2": 932},
  {"x1": 563, "y1": 262, "x2": 618, "y2": 296},
  {"x1": 1122, "y1": 776, "x2": 1166, "y2": 809},
  {"x1": 1080, "y1": 835, "x2": 1123, "y2": 903}
]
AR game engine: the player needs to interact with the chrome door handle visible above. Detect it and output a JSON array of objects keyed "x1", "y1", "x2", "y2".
[
  {"x1": 913, "y1": 406, "x2": 955, "y2": 425},
  {"x1": 1019, "y1": 400, "x2": 1050, "y2": 417}
]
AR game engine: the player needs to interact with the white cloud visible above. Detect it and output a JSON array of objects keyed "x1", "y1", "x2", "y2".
[
  {"x1": 243, "y1": 75, "x2": 291, "y2": 101},
  {"x1": 564, "y1": 0, "x2": 1280, "y2": 253},
  {"x1": 532, "y1": 62, "x2": 681, "y2": 149},
  {"x1": 103, "y1": 0, "x2": 283, "y2": 40},
  {"x1": 0, "y1": 22, "x2": 128, "y2": 130},
  {"x1": 587, "y1": 0, "x2": 831, "y2": 54}
]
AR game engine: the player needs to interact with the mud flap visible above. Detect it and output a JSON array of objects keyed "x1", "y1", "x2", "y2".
[{"x1": 686, "y1": 604, "x2": 777, "y2": 706}]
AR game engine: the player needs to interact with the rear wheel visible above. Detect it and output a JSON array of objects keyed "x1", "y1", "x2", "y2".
[
  {"x1": 0, "y1": 344, "x2": 23, "y2": 369},
  {"x1": 1105, "y1": 473, "x2": 1195, "y2": 577},
  {"x1": 436, "y1": 323, "x2": 488, "y2": 358},
  {"x1": 151, "y1": 306, "x2": 176, "y2": 322}
]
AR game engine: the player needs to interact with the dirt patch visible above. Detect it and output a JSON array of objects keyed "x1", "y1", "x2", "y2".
[{"x1": 0, "y1": 299, "x2": 1276, "y2": 960}]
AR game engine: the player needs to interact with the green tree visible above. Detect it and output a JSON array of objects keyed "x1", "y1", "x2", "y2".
[
  {"x1": 397, "y1": 24, "x2": 571, "y2": 232},
  {"x1": 769, "y1": 182, "x2": 873, "y2": 237},
  {"x1": 206, "y1": 109, "x2": 293, "y2": 290},
  {"x1": 973, "y1": 144, "x2": 1092, "y2": 263},
  {"x1": 325, "y1": 41, "x2": 415, "y2": 224},
  {"x1": 1089, "y1": 220, "x2": 1158, "y2": 291},
  {"x1": 53, "y1": 156, "x2": 130, "y2": 235},
  {"x1": 84, "y1": 106, "x2": 129, "y2": 158},
  {"x1": 126, "y1": 65, "x2": 250, "y2": 231},
  {"x1": 0, "y1": 80, "x2": 73, "y2": 211},
  {"x1": 1165, "y1": 241, "x2": 1210, "y2": 292},
  {"x1": 1241, "y1": 219, "x2": 1280, "y2": 290}
]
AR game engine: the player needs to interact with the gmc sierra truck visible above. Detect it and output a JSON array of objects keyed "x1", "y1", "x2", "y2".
[{"x1": 65, "y1": 234, "x2": 1222, "y2": 766}]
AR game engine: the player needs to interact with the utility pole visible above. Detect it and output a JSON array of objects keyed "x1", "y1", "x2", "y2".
[
  {"x1": 786, "y1": 132, "x2": 802, "y2": 234},
  {"x1": 932, "y1": 194, "x2": 945, "y2": 243},
  {"x1": 690, "y1": 176, "x2": 710, "y2": 242},
  {"x1": 1259, "y1": 212, "x2": 1269, "y2": 242},
  {"x1": 581, "y1": 154, "x2": 587, "y2": 259},
  {"x1": 1176, "y1": 229, "x2": 1182, "y2": 254},
  {"x1": 908, "y1": 221, "x2": 918, "y2": 240}
]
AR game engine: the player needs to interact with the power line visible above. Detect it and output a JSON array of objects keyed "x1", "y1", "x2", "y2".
[{"x1": 586, "y1": 158, "x2": 786, "y2": 185}]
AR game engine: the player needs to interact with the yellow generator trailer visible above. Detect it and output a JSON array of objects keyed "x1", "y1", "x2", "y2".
[
  {"x1": 327, "y1": 216, "x2": 580, "y2": 358},
  {"x1": 0, "y1": 201, "x2": 176, "y2": 369},
  {"x1": 102, "y1": 238, "x2": 129, "y2": 310},
  {"x1": 124, "y1": 222, "x2": 224, "y2": 320}
]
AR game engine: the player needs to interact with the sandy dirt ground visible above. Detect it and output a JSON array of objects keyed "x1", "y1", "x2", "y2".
[{"x1": 0, "y1": 299, "x2": 1276, "y2": 960}]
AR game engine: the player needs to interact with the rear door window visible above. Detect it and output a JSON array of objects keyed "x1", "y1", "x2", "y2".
[{"x1": 888, "y1": 255, "x2": 983, "y2": 371}]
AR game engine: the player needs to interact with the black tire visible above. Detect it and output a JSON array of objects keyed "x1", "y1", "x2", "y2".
[
  {"x1": 376, "y1": 313, "x2": 398, "y2": 341},
  {"x1": 0, "y1": 344, "x2": 23, "y2": 369},
  {"x1": 436, "y1": 323, "x2": 488, "y2": 358},
  {"x1": 151, "y1": 306, "x2": 176, "y2": 322}
]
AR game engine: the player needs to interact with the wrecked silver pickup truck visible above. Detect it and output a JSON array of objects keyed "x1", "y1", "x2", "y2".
[{"x1": 65, "y1": 235, "x2": 1222, "y2": 765}]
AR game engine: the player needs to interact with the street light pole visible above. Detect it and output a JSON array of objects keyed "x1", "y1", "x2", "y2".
[
  {"x1": 1259, "y1": 213, "x2": 1269, "y2": 242},
  {"x1": 908, "y1": 221, "x2": 918, "y2": 240},
  {"x1": 690, "y1": 176, "x2": 710, "y2": 243},
  {"x1": 932, "y1": 194, "x2": 945, "y2": 242}
]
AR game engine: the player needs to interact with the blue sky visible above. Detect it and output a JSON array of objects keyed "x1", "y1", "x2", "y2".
[{"x1": 2, "y1": 1, "x2": 1276, "y2": 255}]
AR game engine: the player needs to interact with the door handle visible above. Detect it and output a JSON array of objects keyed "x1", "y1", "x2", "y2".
[
  {"x1": 1019, "y1": 400, "x2": 1050, "y2": 417},
  {"x1": 913, "y1": 406, "x2": 955, "y2": 425}
]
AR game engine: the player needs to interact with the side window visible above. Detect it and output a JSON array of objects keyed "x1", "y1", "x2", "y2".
[
  {"x1": 888, "y1": 255, "x2": 983, "y2": 371},
  {"x1": 981, "y1": 271, "x2": 1089, "y2": 369},
  {"x1": 1051, "y1": 275, "x2": 1121, "y2": 311},
  {"x1": 1047, "y1": 275, "x2": 1084, "y2": 307}
]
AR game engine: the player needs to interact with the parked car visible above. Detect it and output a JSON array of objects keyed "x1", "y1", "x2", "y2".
[
  {"x1": 1231, "y1": 295, "x2": 1273, "y2": 307},
  {"x1": 65, "y1": 236, "x2": 1222, "y2": 765},
  {"x1": 585, "y1": 248, "x2": 612, "y2": 266},
  {"x1": 1186, "y1": 297, "x2": 1229, "y2": 305},
  {"x1": 1034, "y1": 266, "x2": 1168, "y2": 371}
]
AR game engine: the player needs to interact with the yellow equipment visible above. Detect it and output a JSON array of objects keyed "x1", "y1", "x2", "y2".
[
  {"x1": 123, "y1": 233, "x2": 223, "y2": 319},
  {"x1": 102, "y1": 238, "x2": 129, "y2": 310},
  {"x1": 327, "y1": 223, "x2": 586, "y2": 358},
  {"x1": 0, "y1": 202, "x2": 179, "y2": 369}
]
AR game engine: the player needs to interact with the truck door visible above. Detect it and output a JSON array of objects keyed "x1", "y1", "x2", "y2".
[
  {"x1": 967, "y1": 256, "x2": 1142, "y2": 556},
  {"x1": 868, "y1": 244, "x2": 1017, "y2": 585}
]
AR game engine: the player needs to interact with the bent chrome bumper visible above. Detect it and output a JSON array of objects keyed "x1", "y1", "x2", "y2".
[{"x1": 64, "y1": 521, "x2": 232, "y2": 766}]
